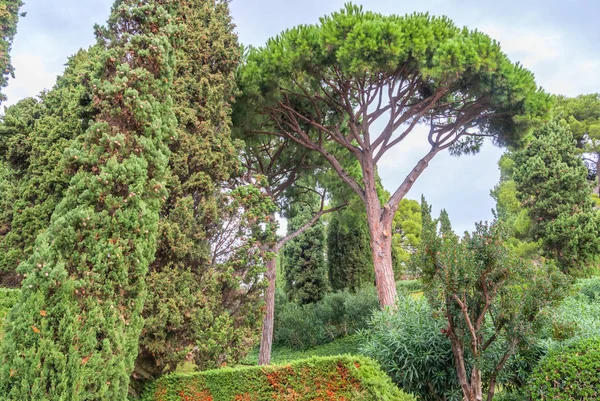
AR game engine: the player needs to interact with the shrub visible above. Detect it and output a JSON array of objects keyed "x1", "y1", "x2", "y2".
[
  {"x1": 142, "y1": 355, "x2": 415, "y2": 401},
  {"x1": 274, "y1": 287, "x2": 379, "y2": 350},
  {"x1": 528, "y1": 337, "x2": 600, "y2": 400},
  {"x1": 360, "y1": 296, "x2": 462, "y2": 401}
]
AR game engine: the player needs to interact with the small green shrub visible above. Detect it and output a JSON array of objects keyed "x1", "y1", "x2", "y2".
[
  {"x1": 142, "y1": 355, "x2": 415, "y2": 401},
  {"x1": 528, "y1": 337, "x2": 600, "y2": 400}
]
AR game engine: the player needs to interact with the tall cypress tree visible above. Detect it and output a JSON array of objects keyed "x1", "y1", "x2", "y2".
[
  {"x1": 0, "y1": 0, "x2": 24, "y2": 104},
  {"x1": 134, "y1": 0, "x2": 263, "y2": 383},
  {"x1": 0, "y1": 49, "x2": 99, "y2": 287},
  {"x1": 327, "y1": 211, "x2": 374, "y2": 292},
  {"x1": 0, "y1": 1, "x2": 176, "y2": 399},
  {"x1": 283, "y1": 195, "x2": 328, "y2": 304}
]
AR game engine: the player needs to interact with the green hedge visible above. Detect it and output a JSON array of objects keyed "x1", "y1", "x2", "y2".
[
  {"x1": 142, "y1": 355, "x2": 414, "y2": 401},
  {"x1": 528, "y1": 337, "x2": 600, "y2": 400},
  {"x1": 0, "y1": 288, "x2": 18, "y2": 340}
]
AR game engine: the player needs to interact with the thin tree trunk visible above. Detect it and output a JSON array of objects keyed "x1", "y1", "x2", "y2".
[
  {"x1": 258, "y1": 257, "x2": 277, "y2": 365},
  {"x1": 595, "y1": 155, "x2": 600, "y2": 196}
]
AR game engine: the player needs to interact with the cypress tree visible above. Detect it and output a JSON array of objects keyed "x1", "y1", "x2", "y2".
[
  {"x1": 327, "y1": 211, "x2": 374, "y2": 292},
  {"x1": 0, "y1": 0, "x2": 24, "y2": 103},
  {"x1": 0, "y1": 49, "x2": 100, "y2": 287},
  {"x1": 513, "y1": 121, "x2": 600, "y2": 273},
  {"x1": 0, "y1": 1, "x2": 177, "y2": 399},
  {"x1": 134, "y1": 0, "x2": 263, "y2": 383},
  {"x1": 283, "y1": 196, "x2": 328, "y2": 305}
]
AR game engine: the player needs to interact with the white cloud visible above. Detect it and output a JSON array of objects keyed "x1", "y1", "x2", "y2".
[{"x1": 4, "y1": 52, "x2": 58, "y2": 107}]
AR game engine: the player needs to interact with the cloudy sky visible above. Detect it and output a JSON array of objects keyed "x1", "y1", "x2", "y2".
[{"x1": 4, "y1": 0, "x2": 600, "y2": 233}]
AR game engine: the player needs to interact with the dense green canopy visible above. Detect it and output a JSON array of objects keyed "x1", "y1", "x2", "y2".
[{"x1": 0, "y1": 1, "x2": 177, "y2": 398}]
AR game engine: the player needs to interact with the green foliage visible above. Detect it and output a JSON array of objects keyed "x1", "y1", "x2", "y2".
[
  {"x1": 327, "y1": 210, "x2": 374, "y2": 292},
  {"x1": 513, "y1": 121, "x2": 600, "y2": 272},
  {"x1": 0, "y1": 1, "x2": 177, "y2": 399},
  {"x1": 415, "y1": 203, "x2": 567, "y2": 400},
  {"x1": 274, "y1": 287, "x2": 380, "y2": 350},
  {"x1": 578, "y1": 277, "x2": 600, "y2": 302},
  {"x1": 241, "y1": 4, "x2": 548, "y2": 149},
  {"x1": 360, "y1": 296, "x2": 462, "y2": 401},
  {"x1": 528, "y1": 337, "x2": 600, "y2": 400},
  {"x1": 0, "y1": 49, "x2": 99, "y2": 286},
  {"x1": 556, "y1": 94, "x2": 600, "y2": 187},
  {"x1": 282, "y1": 193, "x2": 327, "y2": 304},
  {"x1": 0, "y1": 288, "x2": 17, "y2": 341},
  {"x1": 0, "y1": 0, "x2": 23, "y2": 103},
  {"x1": 142, "y1": 355, "x2": 415, "y2": 401},
  {"x1": 392, "y1": 199, "x2": 422, "y2": 277},
  {"x1": 133, "y1": 0, "x2": 264, "y2": 387},
  {"x1": 395, "y1": 279, "x2": 422, "y2": 294}
]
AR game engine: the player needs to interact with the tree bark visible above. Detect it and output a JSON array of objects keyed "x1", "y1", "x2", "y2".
[
  {"x1": 258, "y1": 256, "x2": 277, "y2": 365},
  {"x1": 366, "y1": 207, "x2": 397, "y2": 307},
  {"x1": 363, "y1": 164, "x2": 398, "y2": 307},
  {"x1": 595, "y1": 154, "x2": 600, "y2": 196}
]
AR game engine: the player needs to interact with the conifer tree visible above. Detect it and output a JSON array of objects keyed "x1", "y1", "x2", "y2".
[
  {"x1": 134, "y1": 0, "x2": 263, "y2": 383},
  {"x1": 0, "y1": 49, "x2": 100, "y2": 287},
  {"x1": 327, "y1": 211, "x2": 374, "y2": 292},
  {"x1": 239, "y1": 4, "x2": 549, "y2": 307},
  {"x1": 0, "y1": 0, "x2": 24, "y2": 103},
  {"x1": 513, "y1": 121, "x2": 600, "y2": 273},
  {"x1": 283, "y1": 193, "x2": 328, "y2": 304},
  {"x1": 0, "y1": 1, "x2": 177, "y2": 399}
]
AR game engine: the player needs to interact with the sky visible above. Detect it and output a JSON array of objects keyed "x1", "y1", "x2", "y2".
[{"x1": 4, "y1": 0, "x2": 600, "y2": 234}]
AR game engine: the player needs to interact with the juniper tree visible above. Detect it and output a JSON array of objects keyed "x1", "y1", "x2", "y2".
[
  {"x1": 238, "y1": 4, "x2": 549, "y2": 307},
  {"x1": 0, "y1": 1, "x2": 177, "y2": 399},
  {"x1": 0, "y1": 0, "x2": 24, "y2": 103}
]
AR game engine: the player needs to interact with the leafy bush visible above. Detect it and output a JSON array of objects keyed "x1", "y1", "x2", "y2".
[
  {"x1": 528, "y1": 337, "x2": 600, "y2": 400},
  {"x1": 274, "y1": 287, "x2": 379, "y2": 350},
  {"x1": 360, "y1": 296, "x2": 461, "y2": 401},
  {"x1": 142, "y1": 355, "x2": 415, "y2": 401}
]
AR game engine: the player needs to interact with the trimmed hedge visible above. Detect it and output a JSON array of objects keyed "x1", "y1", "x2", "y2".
[
  {"x1": 0, "y1": 288, "x2": 18, "y2": 340},
  {"x1": 528, "y1": 337, "x2": 600, "y2": 400},
  {"x1": 142, "y1": 355, "x2": 415, "y2": 401}
]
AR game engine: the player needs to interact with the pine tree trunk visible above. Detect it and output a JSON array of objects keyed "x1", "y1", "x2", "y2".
[
  {"x1": 364, "y1": 188, "x2": 397, "y2": 307},
  {"x1": 595, "y1": 155, "x2": 600, "y2": 196},
  {"x1": 258, "y1": 257, "x2": 277, "y2": 365}
]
